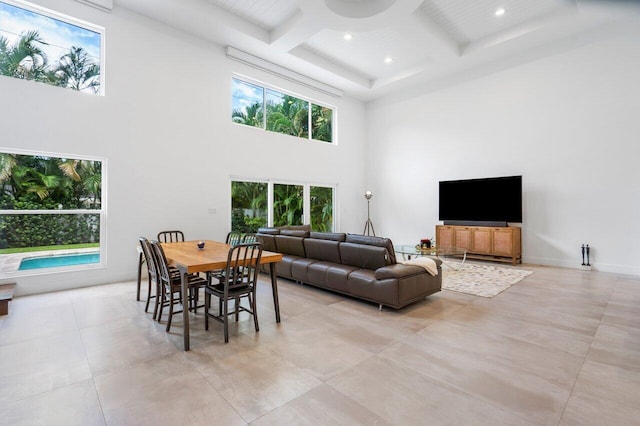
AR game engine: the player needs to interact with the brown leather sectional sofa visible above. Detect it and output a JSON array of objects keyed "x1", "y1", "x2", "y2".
[{"x1": 256, "y1": 226, "x2": 442, "y2": 309}]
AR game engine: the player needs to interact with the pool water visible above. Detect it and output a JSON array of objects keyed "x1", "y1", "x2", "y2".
[{"x1": 19, "y1": 253, "x2": 100, "y2": 270}]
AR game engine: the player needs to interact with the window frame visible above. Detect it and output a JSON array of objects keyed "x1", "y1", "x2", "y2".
[
  {"x1": 231, "y1": 76, "x2": 335, "y2": 144},
  {"x1": 0, "y1": 0, "x2": 106, "y2": 95},
  {"x1": 0, "y1": 147, "x2": 107, "y2": 277}
]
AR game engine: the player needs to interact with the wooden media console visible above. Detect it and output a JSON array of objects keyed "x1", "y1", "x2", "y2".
[{"x1": 436, "y1": 225, "x2": 521, "y2": 265}]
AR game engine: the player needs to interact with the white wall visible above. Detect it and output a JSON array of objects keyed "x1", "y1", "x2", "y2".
[
  {"x1": 366, "y1": 30, "x2": 640, "y2": 276},
  {"x1": 0, "y1": 0, "x2": 367, "y2": 295}
]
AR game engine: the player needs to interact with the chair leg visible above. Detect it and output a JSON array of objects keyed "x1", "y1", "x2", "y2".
[
  {"x1": 204, "y1": 291, "x2": 210, "y2": 330},
  {"x1": 251, "y1": 290, "x2": 259, "y2": 332},
  {"x1": 235, "y1": 296, "x2": 240, "y2": 321},
  {"x1": 157, "y1": 285, "x2": 165, "y2": 322},
  {"x1": 223, "y1": 297, "x2": 229, "y2": 343},
  {"x1": 144, "y1": 275, "x2": 152, "y2": 313},
  {"x1": 166, "y1": 290, "x2": 174, "y2": 332}
]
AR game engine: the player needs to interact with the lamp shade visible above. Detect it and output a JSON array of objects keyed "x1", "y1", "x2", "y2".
[{"x1": 364, "y1": 190, "x2": 373, "y2": 200}]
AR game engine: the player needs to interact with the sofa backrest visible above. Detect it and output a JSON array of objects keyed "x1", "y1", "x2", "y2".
[
  {"x1": 345, "y1": 234, "x2": 397, "y2": 265},
  {"x1": 274, "y1": 234, "x2": 306, "y2": 257},
  {"x1": 304, "y1": 238, "x2": 342, "y2": 264},
  {"x1": 339, "y1": 242, "x2": 388, "y2": 270}
]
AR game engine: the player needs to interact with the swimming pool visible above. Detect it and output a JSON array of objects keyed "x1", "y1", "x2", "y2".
[{"x1": 18, "y1": 253, "x2": 100, "y2": 270}]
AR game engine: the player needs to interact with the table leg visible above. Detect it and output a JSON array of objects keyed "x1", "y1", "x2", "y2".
[
  {"x1": 136, "y1": 252, "x2": 143, "y2": 301},
  {"x1": 179, "y1": 266, "x2": 190, "y2": 351},
  {"x1": 269, "y1": 263, "x2": 281, "y2": 323}
]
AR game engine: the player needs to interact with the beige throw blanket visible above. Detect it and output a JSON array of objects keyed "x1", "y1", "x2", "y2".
[{"x1": 402, "y1": 257, "x2": 438, "y2": 276}]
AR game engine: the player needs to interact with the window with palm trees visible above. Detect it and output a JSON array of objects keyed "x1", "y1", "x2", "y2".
[
  {"x1": 0, "y1": 0, "x2": 103, "y2": 94},
  {"x1": 231, "y1": 180, "x2": 334, "y2": 232},
  {"x1": 0, "y1": 150, "x2": 105, "y2": 274},
  {"x1": 232, "y1": 78, "x2": 333, "y2": 143}
]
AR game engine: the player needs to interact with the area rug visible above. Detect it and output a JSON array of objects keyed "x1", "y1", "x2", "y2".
[{"x1": 441, "y1": 262, "x2": 533, "y2": 298}]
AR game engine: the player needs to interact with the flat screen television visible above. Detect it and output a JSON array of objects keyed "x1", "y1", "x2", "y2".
[{"x1": 439, "y1": 175, "x2": 522, "y2": 225}]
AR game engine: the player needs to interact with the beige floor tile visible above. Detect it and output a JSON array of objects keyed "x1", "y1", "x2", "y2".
[
  {"x1": 327, "y1": 357, "x2": 536, "y2": 425},
  {"x1": 560, "y1": 360, "x2": 640, "y2": 425},
  {"x1": 378, "y1": 329, "x2": 575, "y2": 424},
  {"x1": 445, "y1": 302, "x2": 594, "y2": 357},
  {"x1": 95, "y1": 352, "x2": 246, "y2": 425},
  {"x1": 587, "y1": 323, "x2": 640, "y2": 371},
  {"x1": 80, "y1": 316, "x2": 179, "y2": 376},
  {"x1": 2, "y1": 379, "x2": 105, "y2": 426},
  {"x1": 0, "y1": 298, "x2": 78, "y2": 346},
  {"x1": 195, "y1": 345, "x2": 322, "y2": 422},
  {"x1": 0, "y1": 331, "x2": 92, "y2": 404},
  {"x1": 252, "y1": 384, "x2": 391, "y2": 425}
]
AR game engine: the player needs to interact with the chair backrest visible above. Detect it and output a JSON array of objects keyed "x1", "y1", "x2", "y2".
[
  {"x1": 221, "y1": 242, "x2": 262, "y2": 292},
  {"x1": 139, "y1": 237, "x2": 158, "y2": 282},
  {"x1": 150, "y1": 240, "x2": 172, "y2": 288},
  {"x1": 241, "y1": 233, "x2": 257, "y2": 244},
  {"x1": 157, "y1": 230, "x2": 185, "y2": 243},
  {"x1": 225, "y1": 231, "x2": 243, "y2": 246}
]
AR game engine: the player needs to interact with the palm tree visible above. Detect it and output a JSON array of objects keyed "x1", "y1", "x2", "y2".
[
  {"x1": 58, "y1": 159, "x2": 102, "y2": 208},
  {"x1": 232, "y1": 102, "x2": 263, "y2": 127},
  {"x1": 0, "y1": 30, "x2": 49, "y2": 82},
  {"x1": 53, "y1": 46, "x2": 100, "y2": 93}
]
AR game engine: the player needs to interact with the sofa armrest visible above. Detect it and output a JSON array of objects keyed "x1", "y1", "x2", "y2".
[{"x1": 375, "y1": 263, "x2": 437, "y2": 279}]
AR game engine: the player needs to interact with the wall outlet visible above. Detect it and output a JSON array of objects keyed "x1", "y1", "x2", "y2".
[{"x1": 207, "y1": 208, "x2": 217, "y2": 214}]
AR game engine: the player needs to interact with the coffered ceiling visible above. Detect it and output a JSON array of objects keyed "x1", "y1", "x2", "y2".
[{"x1": 114, "y1": 0, "x2": 640, "y2": 101}]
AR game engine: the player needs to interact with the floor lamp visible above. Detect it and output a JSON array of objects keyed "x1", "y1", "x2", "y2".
[{"x1": 363, "y1": 190, "x2": 376, "y2": 236}]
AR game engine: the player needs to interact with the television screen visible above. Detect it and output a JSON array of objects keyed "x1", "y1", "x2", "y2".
[{"x1": 439, "y1": 175, "x2": 522, "y2": 223}]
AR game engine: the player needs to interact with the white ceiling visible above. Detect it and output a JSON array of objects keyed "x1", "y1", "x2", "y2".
[{"x1": 113, "y1": 0, "x2": 640, "y2": 101}]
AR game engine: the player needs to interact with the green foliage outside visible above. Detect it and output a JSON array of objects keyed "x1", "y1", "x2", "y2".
[
  {"x1": 273, "y1": 184, "x2": 303, "y2": 227},
  {"x1": 310, "y1": 186, "x2": 333, "y2": 232},
  {"x1": 231, "y1": 181, "x2": 267, "y2": 233},
  {"x1": 231, "y1": 80, "x2": 333, "y2": 142},
  {"x1": 0, "y1": 153, "x2": 102, "y2": 250},
  {"x1": 0, "y1": 30, "x2": 101, "y2": 93}
]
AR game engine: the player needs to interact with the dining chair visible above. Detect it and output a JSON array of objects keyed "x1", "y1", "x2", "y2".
[
  {"x1": 241, "y1": 233, "x2": 257, "y2": 243},
  {"x1": 204, "y1": 242, "x2": 263, "y2": 343},
  {"x1": 157, "y1": 230, "x2": 185, "y2": 243},
  {"x1": 150, "y1": 240, "x2": 207, "y2": 332},
  {"x1": 138, "y1": 237, "x2": 159, "y2": 316},
  {"x1": 225, "y1": 231, "x2": 243, "y2": 246}
]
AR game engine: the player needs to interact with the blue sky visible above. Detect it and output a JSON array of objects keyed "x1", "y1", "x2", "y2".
[{"x1": 0, "y1": 1, "x2": 101, "y2": 66}]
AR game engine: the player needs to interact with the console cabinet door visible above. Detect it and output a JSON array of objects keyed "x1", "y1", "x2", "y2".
[
  {"x1": 436, "y1": 226, "x2": 454, "y2": 249},
  {"x1": 454, "y1": 227, "x2": 472, "y2": 251},
  {"x1": 472, "y1": 228, "x2": 492, "y2": 254},
  {"x1": 492, "y1": 228, "x2": 515, "y2": 256}
]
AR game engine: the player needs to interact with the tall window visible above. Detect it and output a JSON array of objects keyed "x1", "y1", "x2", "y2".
[
  {"x1": 231, "y1": 180, "x2": 335, "y2": 232},
  {"x1": 231, "y1": 181, "x2": 267, "y2": 232},
  {"x1": 0, "y1": 0, "x2": 104, "y2": 94},
  {"x1": 232, "y1": 78, "x2": 334, "y2": 143},
  {"x1": 0, "y1": 150, "x2": 105, "y2": 274}
]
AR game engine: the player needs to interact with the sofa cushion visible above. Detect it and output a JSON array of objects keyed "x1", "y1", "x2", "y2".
[
  {"x1": 304, "y1": 238, "x2": 342, "y2": 264},
  {"x1": 326, "y1": 264, "x2": 356, "y2": 292},
  {"x1": 275, "y1": 235, "x2": 306, "y2": 257},
  {"x1": 291, "y1": 257, "x2": 317, "y2": 282},
  {"x1": 255, "y1": 233, "x2": 277, "y2": 252},
  {"x1": 309, "y1": 232, "x2": 346, "y2": 242},
  {"x1": 281, "y1": 229, "x2": 310, "y2": 237},
  {"x1": 347, "y1": 269, "x2": 398, "y2": 306},
  {"x1": 345, "y1": 234, "x2": 397, "y2": 265},
  {"x1": 339, "y1": 242, "x2": 387, "y2": 270},
  {"x1": 257, "y1": 227, "x2": 280, "y2": 235}
]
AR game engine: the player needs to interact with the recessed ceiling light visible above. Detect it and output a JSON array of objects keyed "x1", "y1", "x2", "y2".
[
  {"x1": 384, "y1": 57, "x2": 393, "y2": 64},
  {"x1": 495, "y1": 7, "x2": 506, "y2": 17},
  {"x1": 343, "y1": 33, "x2": 353, "y2": 41}
]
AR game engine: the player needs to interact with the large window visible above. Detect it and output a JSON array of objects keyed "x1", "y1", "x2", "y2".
[
  {"x1": 0, "y1": 0, "x2": 103, "y2": 94},
  {"x1": 231, "y1": 180, "x2": 334, "y2": 232},
  {"x1": 232, "y1": 78, "x2": 334, "y2": 143},
  {"x1": 0, "y1": 149, "x2": 105, "y2": 275}
]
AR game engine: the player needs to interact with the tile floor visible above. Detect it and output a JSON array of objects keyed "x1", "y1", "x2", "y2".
[{"x1": 1, "y1": 263, "x2": 639, "y2": 425}]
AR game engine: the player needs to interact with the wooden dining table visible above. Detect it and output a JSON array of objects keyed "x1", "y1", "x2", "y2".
[{"x1": 161, "y1": 240, "x2": 283, "y2": 351}]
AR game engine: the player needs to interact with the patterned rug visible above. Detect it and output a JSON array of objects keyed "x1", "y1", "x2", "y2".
[{"x1": 441, "y1": 262, "x2": 533, "y2": 298}]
